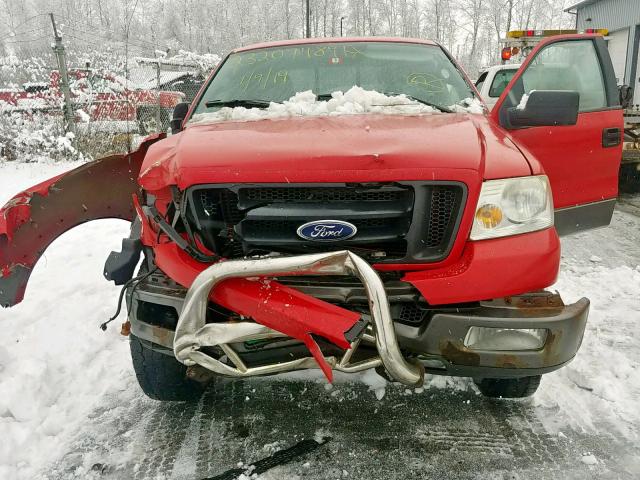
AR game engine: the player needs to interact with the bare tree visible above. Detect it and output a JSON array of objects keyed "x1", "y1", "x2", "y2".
[
  {"x1": 0, "y1": 0, "x2": 577, "y2": 78},
  {"x1": 459, "y1": 0, "x2": 485, "y2": 73}
]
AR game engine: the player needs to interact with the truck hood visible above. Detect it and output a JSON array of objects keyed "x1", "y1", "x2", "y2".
[{"x1": 139, "y1": 113, "x2": 531, "y2": 191}]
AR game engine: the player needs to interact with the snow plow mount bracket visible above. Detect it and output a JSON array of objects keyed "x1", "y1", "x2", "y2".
[{"x1": 172, "y1": 250, "x2": 425, "y2": 387}]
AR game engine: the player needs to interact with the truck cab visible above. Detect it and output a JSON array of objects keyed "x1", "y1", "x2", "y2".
[
  {"x1": 475, "y1": 64, "x2": 521, "y2": 110},
  {"x1": 0, "y1": 34, "x2": 623, "y2": 401}
]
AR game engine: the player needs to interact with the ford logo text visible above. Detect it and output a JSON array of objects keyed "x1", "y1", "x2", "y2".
[{"x1": 296, "y1": 220, "x2": 357, "y2": 242}]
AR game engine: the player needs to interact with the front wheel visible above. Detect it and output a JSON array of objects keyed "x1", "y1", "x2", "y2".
[
  {"x1": 474, "y1": 375, "x2": 541, "y2": 398},
  {"x1": 129, "y1": 334, "x2": 206, "y2": 401}
]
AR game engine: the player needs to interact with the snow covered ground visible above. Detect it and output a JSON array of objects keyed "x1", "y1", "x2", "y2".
[
  {"x1": 0, "y1": 161, "x2": 639, "y2": 479},
  {"x1": 0, "y1": 162, "x2": 134, "y2": 479}
]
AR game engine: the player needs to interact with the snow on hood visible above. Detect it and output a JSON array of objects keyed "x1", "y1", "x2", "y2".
[
  {"x1": 188, "y1": 86, "x2": 484, "y2": 126},
  {"x1": 451, "y1": 97, "x2": 484, "y2": 114}
]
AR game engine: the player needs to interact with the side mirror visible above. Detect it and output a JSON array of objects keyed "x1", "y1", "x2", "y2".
[
  {"x1": 171, "y1": 102, "x2": 190, "y2": 134},
  {"x1": 505, "y1": 90, "x2": 579, "y2": 129}
]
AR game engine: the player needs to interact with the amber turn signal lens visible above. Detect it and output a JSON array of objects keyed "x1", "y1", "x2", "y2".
[{"x1": 475, "y1": 204, "x2": 503, "y2": 229}]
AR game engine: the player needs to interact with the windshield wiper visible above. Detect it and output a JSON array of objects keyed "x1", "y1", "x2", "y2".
[
  {"x1": 381, "y1": 92, "x2": 453, "y2": 113},
  {"x1": 315, "y1": 91, "x2": 452, "y2": 113},
  {"x1": 205, "y1": 99, "x2": 273, "y2": 108}
]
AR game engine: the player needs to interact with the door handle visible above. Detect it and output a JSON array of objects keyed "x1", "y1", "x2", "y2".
[{"x1": 602, "y1": 127, "x2": 621, "y2": 148}]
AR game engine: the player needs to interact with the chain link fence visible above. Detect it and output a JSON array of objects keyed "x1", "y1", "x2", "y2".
[{"x1": 1, "y1": 39, "x2": 218, "y2": 162}]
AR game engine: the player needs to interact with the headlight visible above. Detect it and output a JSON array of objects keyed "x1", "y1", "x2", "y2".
[{"x1": 470, "y1": 175, "x2": 553, "y2": 240}]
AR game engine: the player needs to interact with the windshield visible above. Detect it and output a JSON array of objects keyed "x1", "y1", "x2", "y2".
[
  {"x1": 192, "y1": 42, "x2": 475, "y2": 115},
  {"x1": 488, "y1": 69, "x2": 517, "y2": 98}
]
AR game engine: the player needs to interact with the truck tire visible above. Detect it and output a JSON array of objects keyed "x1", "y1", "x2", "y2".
[
  {"x1": 619, "y1": 161, "x2": 640, "y2": 194},
  {"x1": 129, "y1": 334, "x2": 205, "y2": 401},
  {"x1": 474, "y1": 375, "x2": 541, "y2": 398}
]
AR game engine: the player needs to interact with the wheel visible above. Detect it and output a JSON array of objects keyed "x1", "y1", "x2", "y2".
[
  {"x1": 129, "y1": 334, "x2": 205, "y2": 401},
  {"x1": 474, "y1": 375, "x2": 541, "y2": 398},
  {"x1": 619, "y1": 161, "x2": 640, "y2": 194}
]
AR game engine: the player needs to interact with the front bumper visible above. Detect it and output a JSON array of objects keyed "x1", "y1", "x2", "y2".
[
  {"x1": 128, "y1": 252, "x2": 588, "y2": 382},
  {"x1": 396, "y1": 293, "x2": 589, "y2": 378},
  {"x1": 172, "y1": 250, "x2": 424, "y2": 386}
]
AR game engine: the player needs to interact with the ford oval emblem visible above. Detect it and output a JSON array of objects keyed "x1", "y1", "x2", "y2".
[{"x1": 296, "y1": 220, "x2": 357, "y2": 242}]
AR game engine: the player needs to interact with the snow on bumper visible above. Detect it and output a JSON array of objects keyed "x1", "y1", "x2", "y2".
[{"x1": 172, "y1": 250, "x2": 425, "y2": 386}]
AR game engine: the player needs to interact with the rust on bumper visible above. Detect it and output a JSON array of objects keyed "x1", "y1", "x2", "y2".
[{"x1": 395, "y1": 292, "x2": 590, "y2": 378}]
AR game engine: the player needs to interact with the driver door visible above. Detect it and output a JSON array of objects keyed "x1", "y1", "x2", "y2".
[{"x1": 492, "y1": 35, "x2": 622, "y2": 235}]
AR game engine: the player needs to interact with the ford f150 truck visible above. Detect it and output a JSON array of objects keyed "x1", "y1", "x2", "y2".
[{"x1": 0, "y1": 35, "x2": 622, "y2": 401}]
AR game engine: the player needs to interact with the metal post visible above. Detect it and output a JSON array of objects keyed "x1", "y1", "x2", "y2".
[
  {"x1": 305, "y1": 0, "x2": 311, "y2": 38},
  {"x1": 156, "y1": 61, "x2": 161, "y2": 133},
  {"x1": 49, "y1": 13, "x2": 75, "y2": 135},
  {"x1": 340, "y1": 16, "x2": 345, "y2": 37}
]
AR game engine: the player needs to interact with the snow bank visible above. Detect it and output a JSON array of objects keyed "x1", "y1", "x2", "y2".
[
  {"x1": 0, "y1": 163, "x2": 133, "y2": 480},
  {"x1": 537, "y1": 262, "x2": 640, "y2": 439},
  {"x1": 189, "y1": 86, "x2": 482, "y2": 126},
  {"x1": 0, "y1": 113, "x2": 85, "y2": 163}
]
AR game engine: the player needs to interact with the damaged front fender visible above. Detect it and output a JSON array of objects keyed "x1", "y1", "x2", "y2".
[{"x1": 0, "y1": 135, "x2": 163, "y2": 308}]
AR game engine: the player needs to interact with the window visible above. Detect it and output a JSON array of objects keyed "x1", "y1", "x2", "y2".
[
  {"x1": 521, "y1": 40, "x2": 606, "y2": 111},
  {"x1": 489, "y1": 69, "x2": 517, "y2": 98},
  {"x1": 193, "y1": 42, "x2": 476, "y2": 115}
]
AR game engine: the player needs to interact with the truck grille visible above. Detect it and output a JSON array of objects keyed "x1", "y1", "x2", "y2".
[
  {"x1": 426, "y1": 187, "x2": 460, "y2": 248},
  {"x1": 242, "y1": 187, "x2": 406, "y2": 203},
  {"x1": 186, "y1": 182, "x2": 465, "y2": 263}
]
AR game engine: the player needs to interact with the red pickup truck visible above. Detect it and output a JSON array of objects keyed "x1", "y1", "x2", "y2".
[
  {"x1": 0, "y1": 35, "x2": 622, "y2": 401},
  {"x1": 0, "y1": 69, "x2": 183, "y2": 133}
]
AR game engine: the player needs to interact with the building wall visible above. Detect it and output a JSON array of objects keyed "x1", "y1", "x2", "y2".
[
  {"x1": 607, "y1": 27, "x2": 630, "y2": 83},
  {"x1": 576, "y1": 0, "x2": 640, "y2": 31},
  {"x1": 576, "y1": 0, "x2": 640, "y2": 97}
]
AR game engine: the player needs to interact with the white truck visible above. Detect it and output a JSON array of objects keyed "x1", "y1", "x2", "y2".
[{"x1": 475, "y1": 64, "x2": 521, "y2": 110}]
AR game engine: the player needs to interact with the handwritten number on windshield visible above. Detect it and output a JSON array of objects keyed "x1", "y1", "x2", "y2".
[{"x1": 407, "y1": 73, "x2": 446, "y2": 93}]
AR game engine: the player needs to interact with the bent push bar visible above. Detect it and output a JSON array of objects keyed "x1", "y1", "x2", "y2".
[{"x1": 173, "y1": 250, "x2": 425, "y2": 387}]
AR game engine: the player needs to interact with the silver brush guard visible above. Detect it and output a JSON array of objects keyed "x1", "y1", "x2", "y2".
[{"x1": 172, "y1": 250, "x2": 424, "y2": 386}]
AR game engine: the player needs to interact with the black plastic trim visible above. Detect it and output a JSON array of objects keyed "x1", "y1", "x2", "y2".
[
  {"x1": 593, "y1": 36, "x2": 621, "y2": 108},
  {"x1": 184, "y1": 181, "x2": 468, "y2": 264},
  {"x1": 505, "y1": 90, "x2": 579, "y2": 128},
  {"x1": 602, "y1": 127, "x2": 622, "y2": 148},
  {"x1": 395, "y1": 294, "x2": 590, "y2": 378},
  {"x1": 343, "y1": 317, "x2": 368, "y2": 343},
  {"x1": 103, "y1": 219, "x2": 142, "y2": 285},
  {"x1": 554, "y1": 198, "x2": 616, "y2": 236},
  {"x1": 143, "y1": 202, "x2": 219, "y2": 263}
]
